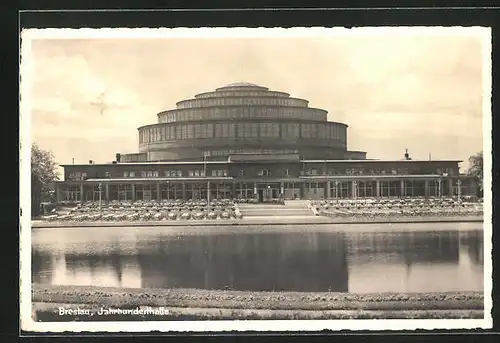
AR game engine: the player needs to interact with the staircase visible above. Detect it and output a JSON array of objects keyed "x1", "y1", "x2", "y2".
[{"x1": 238, "y1": 200, "x2": 314, "y2": 217}]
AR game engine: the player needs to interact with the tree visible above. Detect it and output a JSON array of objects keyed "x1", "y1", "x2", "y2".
[
  {"x1": 31, "y1": 143, "x2": 59, "y2": 218},
  {"x1": 467, "y1": 151, "x2": 483, "y2": 195}
]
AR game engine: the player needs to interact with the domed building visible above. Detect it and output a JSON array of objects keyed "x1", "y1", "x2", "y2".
[
  {"x1": 56, "y1": 83, "x2": 477, "y2": 203},
  {"x1": 122, "y1": 82, "x2": 366, "y2": 162}
]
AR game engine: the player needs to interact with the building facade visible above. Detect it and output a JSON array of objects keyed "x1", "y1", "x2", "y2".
[
  {"x1": 126, "y1": 82, "x2": 365, "y2": 162},
  {"x1": 55, "y1": 82, "x2": 479, "y2": 203}
]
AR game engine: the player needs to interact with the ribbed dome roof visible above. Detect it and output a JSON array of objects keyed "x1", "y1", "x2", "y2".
[
  {"x1": 215, "y1": 82, "x2": 269, "y2": 91},
  {"x1": 224, "y1": 82, "x2": 261, "y2": 87}
]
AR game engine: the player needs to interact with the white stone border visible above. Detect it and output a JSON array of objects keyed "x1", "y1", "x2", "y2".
[{"x1": 19, "y1": 26, "x2": 493, "y2": 333}]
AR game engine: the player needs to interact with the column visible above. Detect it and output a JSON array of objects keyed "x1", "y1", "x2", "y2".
[
  {"x1": 79, "y1": 184, "x2": 84, "y2": 203},
  {"x1": 300, "y1": 183, "x2": 305, "y2": 199},
  {"x1": 253, "y1": 183, "x2": 257, "y2": 198},
  {"x1": 280, "y1": 181, "x2": 284, "y2": 196},
  {"x1": 400, "y1": 180, "x2": 405, "y2": 198},
  {"x1": 351, "y1": 181, "x2": 356, "y2": 199},
  {"x1": 448, "y1": 179, "x2": 454, "y2": 196},
  {"x1": 326, "y1": 180, "x2": 331, "y2": 198},
  {"x1": 105, "y1": 184, "x2": 109, "y2": 202},
  {"x1": 182, "y1": 183, "x2": 187, "y2": 200},
  {"x1": 376, "y1": 180, "x2": 380, "y2": 197},
  {"x1": 157, "y1": 183, "x2": 161, "y2": 201},
  {"x1": 232, "y1": 182, "x2": 236, "y2": 199},
  {"x1": 438, "y1": 179, "x2": 442, "y2": 198},
  {"x1": 424, "y1": 180, "x2": 429, "y2": 197},
  {"x1": 207, "y1": 181, "x2": 211, "y2": 202},
  {"x1": 131, "y1": 184, "x2": 136, "y2": 201},
  {"x1": 55, "y1": 185, "x2": 61, "y2": 204}
]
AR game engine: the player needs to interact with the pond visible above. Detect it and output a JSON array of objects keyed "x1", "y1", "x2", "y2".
[{"x1": 31, "y1": 223, "x2": 484, "y2": 293}]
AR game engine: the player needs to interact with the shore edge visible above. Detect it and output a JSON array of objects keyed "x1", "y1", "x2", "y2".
[{"x1": 31, "y1": 215, "x2": 483, "y2": 228}]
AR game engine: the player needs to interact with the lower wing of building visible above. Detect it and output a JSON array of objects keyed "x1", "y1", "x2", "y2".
[{"x1": 54, "y1": 154, "x2": 480, "y2": 203}]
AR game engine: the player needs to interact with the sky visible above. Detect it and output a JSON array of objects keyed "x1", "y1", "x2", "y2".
[{"x1": 23, "y1": 28, "x2": 488, "y2": 175}]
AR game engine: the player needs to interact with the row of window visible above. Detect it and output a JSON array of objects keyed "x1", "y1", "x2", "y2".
[
  {"x1": 69, "y1": 166, "x2": 455, "y2": 182},
  {"x1": 301, "y1": 168, "x2": 408, "y2": 176},
  {"x1": 108, "y1": 170, "x2": 225, "y2": 178},
  {"x1": 70, "y1": 169, "x2": 291, "y2": 180},
  {"x1": 159, "y1": 106, "x2": 325, "y2": 123},
  {"x1": 300, "y1": 167, "x2": 455, "y2": 176},
  {"x1": 206, "y1": 148, "x2": 299, "y2": 157},
  {"x1": 68, "y1": 172, "x2": 86, "y2": 180},
  {"x1": 127, "y1": 170, "x2": 205, "y2": 178},
  {"x1": 140, "y1": 123, "x2": 346, "y2": 143},
  {"x1": 176, "y1": 97, "x2": 307, "y2": 109},
  {"x1": 195, "y1": 91, "x2": 288, "y2": 99}
]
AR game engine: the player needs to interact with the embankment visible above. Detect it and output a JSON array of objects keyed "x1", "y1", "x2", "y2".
[
  {"x1": 31, "y1": 284, "x2": 484, "y2": 321},
  {"x1": 31, "y1": 215, "x2": 483, "y2": 229}
]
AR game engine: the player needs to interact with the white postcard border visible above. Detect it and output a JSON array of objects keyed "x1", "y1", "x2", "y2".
[{"x1": 19, "y1": 26, "x2": 493, "y2": 333}]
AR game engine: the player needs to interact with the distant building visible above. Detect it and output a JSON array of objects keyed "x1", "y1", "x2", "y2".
[{"x1": 55, "y1": 82, "x2": 478, "y2": 203}]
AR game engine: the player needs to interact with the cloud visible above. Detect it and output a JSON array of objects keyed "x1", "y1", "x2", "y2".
[{"x1": 26, "y1": 31, "x2": 487, "y2": 167}]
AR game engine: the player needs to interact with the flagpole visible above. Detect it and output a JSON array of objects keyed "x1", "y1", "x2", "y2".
[{"x1": 204, "y1": 151, "x2": 210, "y2": 212}]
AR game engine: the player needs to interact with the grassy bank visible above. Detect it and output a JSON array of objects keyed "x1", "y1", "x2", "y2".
[
  {"x1": 32, "y1": 284, "x2": 483, "y2": 321},
  {"x1": 32, "y1": 302, "x2": 483, "y2": 321},
  {"x1": 31, "y1": 215, "x2": 483, "y2": 229}
]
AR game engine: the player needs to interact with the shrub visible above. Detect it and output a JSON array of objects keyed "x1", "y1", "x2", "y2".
[
  {"x1": 180, "y1": 212, "x2": 191, "y2": 220},
  {"x1": 192, "y1": 212, "x2": 205, "y2": 220}
]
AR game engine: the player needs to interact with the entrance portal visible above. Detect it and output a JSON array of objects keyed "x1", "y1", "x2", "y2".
[{"x1": 256, "y1": 183, "x2": 280, "y2": 202}]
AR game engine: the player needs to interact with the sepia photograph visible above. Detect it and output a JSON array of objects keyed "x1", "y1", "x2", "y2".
[{"x1": 19, "y1": 27, "x2": 492, "y2": 332}]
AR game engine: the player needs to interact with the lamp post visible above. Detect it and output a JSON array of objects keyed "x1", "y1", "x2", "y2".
[
  {"x1": 353, "y1": 181, "x2": 357, "y2": 210},
  {"x1": 335, "y1": 181, "x2": 339, "y2": 203},
  {"x1": 98, "y1": 183, "x2": 102, "y2": 212},
  {"x1": 166, "y1": 181, "x2": 170, "y2": 200},
  {"x1": 203, "y1": 150, "x2": 207, "y2": 179},
  {"x1": 324, "y1": 159, "x2": 327, "y2": 200},
  {"x1": 204, "y1": 150, "x2": 210, "y2": 211}
]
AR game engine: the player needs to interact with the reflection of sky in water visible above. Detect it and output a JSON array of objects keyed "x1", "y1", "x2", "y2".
[{"x1": 31, "y1": 224, "x2": 484, "y2": 293}]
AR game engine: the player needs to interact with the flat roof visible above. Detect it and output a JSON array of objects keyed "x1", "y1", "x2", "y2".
[
  {"x1": 61, "y1": 159, "x2": 462, "y2": 167},
  {"x1": 60, "y1": 161, "x2": 228, "y2": 167},
  {"x1": 300, "y1": 174, "x2": 444, "y2": 179},
  {"x1": 83, "y1": 177, "x2": 234, "y2": 182},
  {"x1": 301, "y1": 159, "x2": 463, "y2": 163}
]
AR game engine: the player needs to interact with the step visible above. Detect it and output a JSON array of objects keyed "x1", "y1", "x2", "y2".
[
  {"x1": 284, "y1": 200, "x2": 310, "y2": 208},
  {"x1": 239, "y1": 208, "x2": 308, "y2": 212},
  {"x1": 237, "y1": 205, "x2": 288, "y2": 209},
  {"x1": 239, "y1": 209, "x2": 314, "y2": 217}
]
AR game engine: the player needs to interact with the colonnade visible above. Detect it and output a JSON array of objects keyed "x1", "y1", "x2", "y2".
[{"x1": 55, "y1": 178, "x2": 467, "y2": 204}]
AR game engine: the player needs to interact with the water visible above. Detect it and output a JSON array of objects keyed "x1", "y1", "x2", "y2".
[{"x1": 31, "y1": 223, "x2": 484, "y2": 293}]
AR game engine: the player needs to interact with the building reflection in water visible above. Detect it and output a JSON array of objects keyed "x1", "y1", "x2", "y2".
[
  {"x1": 31, "y1": 250, "x2": 54, "y2": 285},
  {"x1": 137, "y1": 232, "x2": 349, "y2": 292},
  {"x1": 31, "y1": 228, "x2": 484, "y2": 293},
  {"x1": 459, "y1": 230, "x2": 484, "y2": 266},
  {"x1": 347, "y1": 230, "x2": 483, "y2": 293}
]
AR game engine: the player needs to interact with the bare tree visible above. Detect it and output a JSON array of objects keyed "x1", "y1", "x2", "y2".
[
  {"x1": 31, "y1": 143, "x2": 59, "y2": 218},
  {"x1": 467, "y1": 151, "x2": 483, "y2": 195}
]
